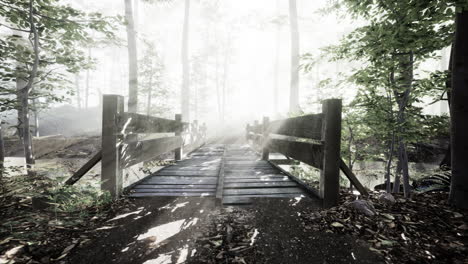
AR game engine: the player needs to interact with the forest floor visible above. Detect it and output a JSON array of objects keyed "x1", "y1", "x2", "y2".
[{"x1": 2, "y1": 177, "x2": 467, "y2": 264}]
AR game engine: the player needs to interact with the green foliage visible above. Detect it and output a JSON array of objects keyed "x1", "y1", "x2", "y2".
[
  {"x1": 46, "y1": 183, "x2": 111, "y2": 214},
  {"x1": 0, "y1": 0, "x2": 120, "y2": 112}
]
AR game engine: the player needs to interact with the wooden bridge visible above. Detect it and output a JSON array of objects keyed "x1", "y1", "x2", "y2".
[{"x1": 67, "y1": 95, "x2": 367, "y2": 207}]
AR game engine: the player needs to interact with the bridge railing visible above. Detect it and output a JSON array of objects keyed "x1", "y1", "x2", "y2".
[
  {"x1": 101, "y1": 94, "x2": 205, "y2": 198},
  {"x1": 246, "y1": 99, "x2": 367, "y2": 207}
]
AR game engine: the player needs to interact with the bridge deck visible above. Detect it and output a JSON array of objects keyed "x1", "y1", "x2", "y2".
[{"x1": 128, "y1": 144, "x2": 307, "y2": 205}]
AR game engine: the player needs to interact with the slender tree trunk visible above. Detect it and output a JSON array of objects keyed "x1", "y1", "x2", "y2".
[
  {"x1": 18, "y1": 0, "x2": 39, "y2": 177},
  {"x1": 0, "y1": 120, "x2": 5, "y2": 188},
  {"x1": 16, "y1": 72, "x2": 26, "y2": 139},
  {"x1": 146, "y1": 75, "x2": 153, "y2": 116},
  {"x1": 440, "y1": 44, "x2": 453, "y2": 168},
  {"x1": 75, "y1": 73, "x2": 81, "y2": 109},
  {"x1": 85, "y1": 47, "x2": 91, "y2": 108},
  {"x1": 288, "y1": 0, "x2": 300, "y2": 114},
  {"x1": 32, "y1": 99, "x2": 39, "y2": 137},
  {"x1": 449, "y1": 10, "x2": 468, "y2": 209},
  {"x1": 181, "y1": 0, "x2": 190, "y2": 121},
  {"x1": 125, "y1": 0, "x2": 138, "y2": 113},
  {"x1": 385, "y1": 131, "x2": 396, "y2": 193},
  {"x1": 273, "y1": 0, "x2": 280, "y2": 115}
]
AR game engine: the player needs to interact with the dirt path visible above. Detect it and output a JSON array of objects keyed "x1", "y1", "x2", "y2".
[{"x1": 64, "y1": 196, "x2": 381, "y2": 264}]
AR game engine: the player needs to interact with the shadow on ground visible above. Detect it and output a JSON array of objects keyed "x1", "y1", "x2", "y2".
[{"x1": 65, "y1": 195, "x2": 382, "y2": 264}]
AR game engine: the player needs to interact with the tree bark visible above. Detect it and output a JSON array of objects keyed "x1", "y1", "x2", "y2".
[
  {"x1": 449, "y1": 10, "x2": 468, "y2": 209},
  {"x1": 125, "y1": 0, "x2": 138, "y2": 113},
  {"x1": 288, "y1": 0, "x2": 300, "y2": 114},
  {"x1": 273, "y1": 0, "x2": 280, "y2": 115},
  {"x1": 32, "y1": 99, "x2": 39, "y2": 137},
  {"x1": 440, "y1": 44, "x2": 453, "y2": 168},
  {"x1": 181, "y1": 0, "x2": 190, "y2": 121},
  {"x1": 18, "y1": 0, "x2": 39, "y2": 177},
  {"x1": 75, "y1": 73, "x2": 81, "y2": 109},
  {"x1": 85, "y1": 47, "x2": 91, "y2": 109},
  {"x1": 0, "y1": 120, "x2": 5, "y2": 188}
]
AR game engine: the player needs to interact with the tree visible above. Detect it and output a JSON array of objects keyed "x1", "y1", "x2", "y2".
[
  {"x1": 449, "y1": 9, "x2": 468, "y2": 209},
  {"x1": 288, "y1": 0, "x2": 300, "y2": 114},
  {"x1": 315, "y1": 0, "x2": 459, "y2": 197},
  {"x1": 181, "y1": 0, "x2": 190, "y2": 121},
  {"x1": 125, "y1": 0, "x2": 138, "y2": 113},
  {"x1": 0, "y1": 0, "x2": 118, "y2": 175}
]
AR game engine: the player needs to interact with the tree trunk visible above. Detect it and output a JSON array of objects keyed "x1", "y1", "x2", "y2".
[
  {"x1": 440, "y1": 44, "x2": 453, "y2": 169},
  {"x1": 146, "y1": 74, "x2": 153, "y2": 116},
  {"x1": 85, "y1": 47, "x2": 91, "y2": 109},
  {"x1": 75, "y1": 73, "x2": 81, "y2": 109},
  {"x1": 449, "y1": 10, "x2": 468, "y2": 209},
  {"x1": 288, "y1": 0, "x2": 300, "y2": 114},
  {"x1": 32, "y1": 99, "x2": 39, "y2": 137},
  {"x1": 125, "y1": 0, "x2": 138, "y2": 113},
  {"x1": 0, "y1": 120, "x2": 5, "y2": 188},
  {"x1": 19, "y1": 0, "x2": 39, "y2": 177},
  {"x1": 273, "y1": 0, "x2": 280, "y2": 115},
  {"x1": 181, "y1": 0, "x2": 190, "y2": 121},
  {"x1": 385, "y1": 131, "x2": 396, "y2": 193}
]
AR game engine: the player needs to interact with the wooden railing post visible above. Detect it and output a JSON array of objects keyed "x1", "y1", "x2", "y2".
[
  {"x1": 262, "y1": 116, "x2": 270, "y2": 160},
  {"x1": 320, "y1": 99, "x2": 342, "y2": 208},
  {"x1": 175, "y1": 114, "x2": 182, "y2": 161},
  {"x1": 101, "y1": 95, "x2": 124, "y2": 198}
]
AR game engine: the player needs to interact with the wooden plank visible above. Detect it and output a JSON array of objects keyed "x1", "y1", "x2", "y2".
[
  {"x1": 224, "y1": 182, "x2": 298, "y2": 188},
  {"x1": 144, "y1": 178, "x2": 218, "y2": 184},
  {"x1": 340, "y1": 158, "x2": 369, "y2": 196},
  {"x1": 65, "y1": 150, "x2": 102, "y2": 185},
  {"x1": 262, "y1": 116, "x2": 270, "y2": 160},
  {"x1": 267, "y1": 138, "x2": 323, "y2": 169},
  {"x1": 101, "y1": 95, "x2": 124, "y2": 198},
  {"x1": 222, "y1": 193, "x2": 306, "y2": 198},
  {"x1": 120, "y1": 112, "x2": 181, "y2": 134},
  {"x1": 224, "y1": 187, "x2": 304, "y2": 195},
  {"x1": 222, "y1": 196, "x2": 252, "y2": 205},
  {"x1": 320, "y1": 99, "x2": 342, "y2": 208},
  {"x1": 269, "y1": 159, "x2": 299, "y2": 165},
  {"x1": 224, "y1": 178, "x2": 291, "y2": 183},
  {"x1": 224, "y1": 174, "x2": 286, "y2": 179},
  {"x1": 134, "y1": 184, "x2": 217, "y2": 189},
  {"x1": 267, "y1": 113, "x2": 323, "y2": 140},
  {"x1": 132, "y1": 188, "x2": 215, "y2": 193},
  {"x1": 268, "y1": 160, "x2": 321, "y2": 199},
  {"x1": 154, "y1": 171, "x2": 219, "y2": 176},
  {"x1": 216, "y1": 148, "x2": 226, "y2": 199},
  {"x1": 129, "y1": 192, "x2": 215, "y2": 197},
  {"x1": 122, "y1": 136, "x2": 182, "y2": 168}
]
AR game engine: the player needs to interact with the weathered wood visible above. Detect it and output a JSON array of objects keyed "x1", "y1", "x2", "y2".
[
  {"x1": 134, "y1": 184, "x2": 216, "y2": 189},
  {"x1": 122, "y1": 136, "x2": 182, "y2": 168},
  {"x1": 267, "y1": 113, "x2": 323, "y2": 140},
  {"x1": 224, "y1": 187, "x2": 304, "y2": 195},
  {"x1": 320, "y1": 99, "x2": 342, "y2": 208},
  {"x1": 224, "y1": 178, "x2": 290, "y2": 183},
  {"x1": 267, "y1": 138, "x2": 323, "y2": 169},
  {"x1": 129, "y1": 192, "x2": 215, "y2": 197},
  {"x1": 268, "y1": 160, "x2": 321, "y2": 199},
  {"x1": 224, "y1": 182, "x2": 298, "y2": 188},
  {"x1": 216, "y1": 148, "x2": 225, "y2": 199},
  {"x1": 262, "y1": 116, "x2": 270, "y2": 160},
  {"x1": 339, "y1": 158, "x2": 368, "y2": 196},
  {"x1": 151, "y1": 170, "x2": 218, "y2": 176},
  {"x1": 174, "y1": 114, "x2": 182, "y2": 161},
  {"x1": 101, "y1": 95, "x2": 124, "y2": 198},
  {"x1": 223, "y1": 193, "x2": 306, "y2": 198},
  {"x1": 224, "y1": 174, "x2": 286, "y2": 179},
  {"x1": 65, "y1": 150, "x2": 102, "y2": 185},
  {"x1": 132, "y1": 188, "x2": 215, "y2": 193},
  {"x1": 120, "y1": 112, "x2": 181, "y2": 134},
  {"x1": 269, "y1": 159, "x2": 299, "y2": 165}
]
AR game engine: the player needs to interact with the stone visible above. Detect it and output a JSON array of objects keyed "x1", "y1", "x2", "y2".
[
  {"x1": 347, "y1": 200, "x2": 376, "y2": 216},
  {"x1": 378, "y1": 193, "x2": 396, "y2": 205}
]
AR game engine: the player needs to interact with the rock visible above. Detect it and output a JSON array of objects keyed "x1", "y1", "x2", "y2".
[
  {"x1": 378, "y1": 193, "x2": 396, "y2": 205},
  {"x1": 347, "y1": 200, "x2": 376, "y2": 216}
]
